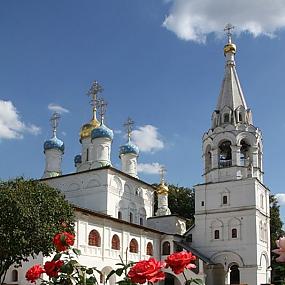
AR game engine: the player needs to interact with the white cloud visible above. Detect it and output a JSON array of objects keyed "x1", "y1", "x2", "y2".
[
  {"x1": 0, "y1": 100, "x2": 41, "y2": 139},
  {"x1": 137, "y1": 162, "x2": 162, "y2": 175},
  {"x1": 276, "y1": 194, "x2": 285, "y2": 206},
  {"x1": 163, "y1": 0, "x2": 285, "y2": 43},
  {"x1": 48, "y1": 103, "x2": 69, "y2": 114},
  {"x1": 132, "y1": 125, "x2": 164, "y2": 153}
]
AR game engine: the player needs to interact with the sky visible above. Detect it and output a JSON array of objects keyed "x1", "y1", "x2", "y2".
[{"x1": 1, "y1": 0, "x2": 285, "y2": 219}]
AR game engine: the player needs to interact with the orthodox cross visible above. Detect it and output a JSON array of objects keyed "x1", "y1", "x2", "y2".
[
  {"x1": 159, "y1": 166, "x2": 166, "y2": 184},
  {"x1": 50, "y1": 112, "x2": 61, "y2": 137},
  {"x1": 87, "y1": 80, "x2": 103, "y2": 119},
  {"x1": 124, "y1": 117, "x2": 134, "y2": 141},
  {"x1": 224, "y1": 23, "x2": 234, "y2": 42},
  {"x1": 96, "y1": 97, "x2": 107, "y2": 123}
]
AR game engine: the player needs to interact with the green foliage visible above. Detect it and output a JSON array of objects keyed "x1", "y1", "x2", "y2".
[
  {"x1": 270, "y1": 194, "x2": 285, "y2": 283},
  {"x1": 0, "y1": 177, "x2": 74, "y2": 284}
]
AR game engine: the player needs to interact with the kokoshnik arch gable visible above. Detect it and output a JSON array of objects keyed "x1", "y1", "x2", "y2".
[{"x1": 4, "y1": 28, "x2": 271, "y2": 285}]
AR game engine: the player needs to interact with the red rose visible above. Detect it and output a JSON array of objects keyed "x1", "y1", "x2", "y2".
[
  {"x1": 165, "y1": 251, "x2": 196, "y2": 274},
  {"x1": 26, "y1": 264, "x2": 45, "y2": 283},
  {"x1": 53, "y1": 231, "x2": 75, "y2": 252},
  {"x1": 44, "y1": 260, "x2": 64, "y2": 277},
  {"x1": 127, "y1": 258, "x2": 165, "y2": 284}
]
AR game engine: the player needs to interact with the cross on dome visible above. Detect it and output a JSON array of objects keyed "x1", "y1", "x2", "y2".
[
  {"x1": 159, "y1": 166, "x2": 166, "y2": 184},
  {"x1": 224, "y1": 23, "x2": 234, "y2": 43},
  {"x1": 124, "y1": 117, "x2": 134, "y2": 141},
  {"x1": 87, "y1": 80, "x2": 103, "y2": 120},
  {"x1": 50, "y1": 112, "x2": 61, "y2": 137},
  {"x1": 96, "y1": 97, "x2": 108, "y2": 124}
]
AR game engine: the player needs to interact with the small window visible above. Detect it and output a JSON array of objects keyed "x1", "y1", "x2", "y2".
[
  {"x1": 201, "y1": 201, "x2": 204, "y2": 206},
  {"x1": 224, "y1": 113, "x2": 230, "y2": 123},
  {"x1": 88, "y1": 230, "x2": 101, "y2": 247},
  {"x1": 214, "y1": 230, "x2": 220, "y2": 240},
  {"x1": 239, "y1": 113, "x2": 242, "y2": 122},
  {"x1": 140, "y1": 217, "x2": 143, "y2": 226},
  {"x1": 118, "y1": 211, "x2": 122, "y2": 219},
  {"x1": 162, "y1": 241, "x2": 171, "y2": 255},
  {"x1": 222, "y1": 195, "x2": 228, "y2": 205},
  {"x1": 146, "y1": 242, "x2": 153, "y2": 256},
  {"x1": 111, "y1": 234, "x2": 120, "y2": 250},
  {"x1": 129, "y1": 238, "x2": 138, "y2": 253},
  {"x1": 130, "y1": 212, "x2": 133, "y2": 223},
  {"x1": 86, "y1": 148, "x2": 89, "y2": 161},
  {"x1": 232, "y1": 228, "x2": 237, "y2": 238},
  {"x1": 12, "y1": 270, "x2": 18, "y2": 282},
  {"x1": 260, "y1": 194, "x2": 264, "y2": 209}
]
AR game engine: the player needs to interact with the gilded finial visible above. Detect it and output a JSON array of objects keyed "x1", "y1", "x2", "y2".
[
  {"x1": 223, "y1": 23, "x2": 236, "y2": 55},
  {"x1": 157, "y1": 166, "x2": 169, "y2": 195},
  {"x1": 50, "y1": 112, "x2": 61, "y2": 138},
  {"x1": 124, "y1": 117, "x2": 134, "y2": 142}
]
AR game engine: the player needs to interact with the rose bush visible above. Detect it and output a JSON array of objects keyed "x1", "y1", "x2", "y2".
[
  {"x1": 127, "y1": 258, "x2": 165, "y2": 284},
  {"x1": 26, "y1": 232, "x2": 202, "y2": 285},
  {"x1": 165, "y1": 251, "x2": 196, "y2": 274}
]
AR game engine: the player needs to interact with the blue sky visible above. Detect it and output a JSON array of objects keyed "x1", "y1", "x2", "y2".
[{"x1": 1, "y1": 1, "x2": 285, "y2": 218}]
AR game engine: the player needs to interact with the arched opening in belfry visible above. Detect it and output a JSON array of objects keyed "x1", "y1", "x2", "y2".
[
  {"x1": 230, "y1": 264, "x2": 240, "y2": 284},
  {"x1": 240, "y1": 140, "x2": 250, "y2": 166},
  {"x1": 205, "y1": 145, "x2": 212, "y2": 173},
  {"x1": 219, "y1": 141, "x2": 232, "y2": 168}
]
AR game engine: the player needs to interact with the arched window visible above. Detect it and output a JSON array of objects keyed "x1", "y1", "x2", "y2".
[
  {"x1": 224, "y1": 113, "x2": 230, "y2": 123},
  {"x1": 219, "y1": 141, "x2": 232, "y2": 168},
  {"x1": 162, "y1": 241, "x2": 171, "y2": 255},
  {"x1": 118, "y1": 211, "x2": 122, "y2": 219},
  {"x1": 111, "y1": 234, "x2": 120, "y2": 250},
  {"x1": 11, "y1": 270, "x2": 18, "y2": 282},
  {"x1": 86, "y1": 148, "x2": 89, "y2": 161},
  {"x1": 222, "y1": 195, "x2": 228, "y2": 205},
  {"x1": 240, "y1": 140, "x2": 250, "y2": 166},
  {"x1": 205, "y1": 145, "x2": 212, "y2": 173},
  {"x1": 88, "y1": 229, "x2": 101, "y2": 247},
  {"x1": 214, "y1": 230, "x2": 220, "y2": 240},
  {"x1": 146, "y1": 242, "x2": 153, "y2": 256},
  {"x1": 232, "y1": 228, "x2": 237, "y2": 238},
  {"x1": 238, "y1": 113, "x2": 243, "y2": 122},
  {"x1": 139, "y1": 217, "x2": 143, "y2": 226},
  {"x1": 129, "y1": 212, "x2": 133, "y2": 223},
  {"x1": 129, "y1": 238, "x2": 138, "y2": 253}
]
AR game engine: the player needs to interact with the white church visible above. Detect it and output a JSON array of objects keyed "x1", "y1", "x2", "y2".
[{"x1": 5, "y1": 32, "x2": 271, "y2": 285}]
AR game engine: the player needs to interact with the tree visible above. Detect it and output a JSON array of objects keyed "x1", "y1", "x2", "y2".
[
  {"x1": 0, "y1": 178, "x2": 74, "y2": 285},
  {"x1": 154, "y1": 184, "x2": 195, "y2": 226},
  {"x1": 270, "y1": 194, "x2": 285, "y2": 283}
]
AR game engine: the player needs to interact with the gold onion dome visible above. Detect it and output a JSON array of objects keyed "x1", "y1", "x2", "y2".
[
  {"x1": 156, "y1": 182, "x2": 169, "y2": 195},
  {"x1": 224, "y1": 43, "x2": 236, "y2": 55},
  {"x1": 80, "y1": 118, "x2": 100, "y2": 141}
]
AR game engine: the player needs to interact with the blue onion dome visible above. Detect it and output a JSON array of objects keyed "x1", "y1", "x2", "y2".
[
  {"x1": 91, "y1": 123, "x2": 114, "y2": 140},
  {"x1": 44, "y1": 136, "x2": 64, "y2": 153},
  {"x1": 74, "y1": 154, "x2": 82, "y2": 164},
  {"x1": 119, "y1": 141, "x2": 139, "y2": 157}
]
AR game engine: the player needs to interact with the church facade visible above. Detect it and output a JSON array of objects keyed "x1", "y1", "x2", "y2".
[{"x1": 4, "y1": 33, "x2": 271, "y2": 285}]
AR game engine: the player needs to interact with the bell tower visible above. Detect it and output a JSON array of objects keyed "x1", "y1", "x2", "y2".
[{"x1": 191, "y1": 25, "x2": 271, "y2": 285}]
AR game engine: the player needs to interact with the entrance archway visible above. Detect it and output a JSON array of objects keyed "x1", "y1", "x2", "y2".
[{"x1": 230, "y1": 264, "x2": 240, "y2": 284}]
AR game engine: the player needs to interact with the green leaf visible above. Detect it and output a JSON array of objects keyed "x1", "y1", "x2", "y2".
[
  {"x1": 115, "y1": 268, "x2": 124, "y2": 277},
  {"x1": 52, "y1": 253, "x2": 62, "y2": 261},
  {"x1": 73, "y1": 248, "x2": 81, "y2": 255}
]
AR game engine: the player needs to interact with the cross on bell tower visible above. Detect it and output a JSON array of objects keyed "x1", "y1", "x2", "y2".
[
  {"x1": 50, "y1": 112, "x2": 61, "y2": 138},
  {"x1": 124, "y1": 117, "x2": 134, "y2": 141},
  {"x1": 87, "y1": 80, "x2": 103, "y2": 121},
  {"x1": 224, "y1": 23, "x2": 234, "y2": 43}
]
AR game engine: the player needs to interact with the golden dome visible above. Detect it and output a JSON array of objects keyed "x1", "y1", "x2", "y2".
[
  {"x1": 80, "y1": 118, "x2": 100, "y2": 141},
  {"x1": 224, "y1": 43, "x2": 236, "y2": 55},
  {"x1": 156, "y1": 182, "x2": 169, "y2": 195}
]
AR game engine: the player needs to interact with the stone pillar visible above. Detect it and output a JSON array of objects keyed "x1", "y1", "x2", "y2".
[
  {"x1": 211, "y1": 148, "x2": 219, "y2": 169},
  {"x1": 231, "y1": 145, "x2": 241, "y2": 166}
]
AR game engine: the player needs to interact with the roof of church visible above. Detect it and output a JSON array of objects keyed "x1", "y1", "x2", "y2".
[
  {"x1": 216, "y1": 38, "x2": 248, "y2": 112},
  {"x1": 73, "y1": 205, "x2": 165, "y2": 234},
  {"x1": 174, "y1": 241, "x2": 212, "y2": 263},
  {"x1": 40, "y1": 165, "x2": 156, "y2": 189}
]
